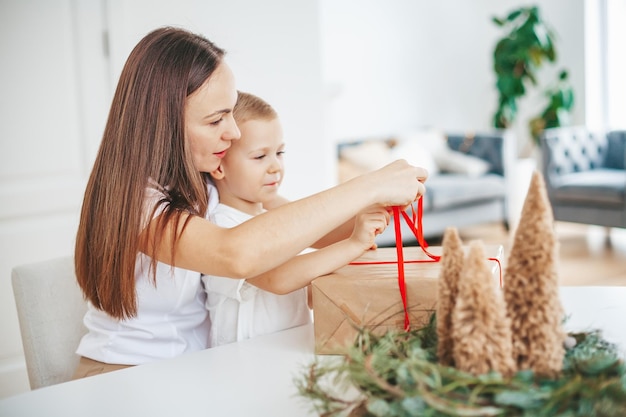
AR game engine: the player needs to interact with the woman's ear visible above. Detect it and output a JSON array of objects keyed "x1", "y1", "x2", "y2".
[{"x1": 209, "y1": 165, "x2": 225, "y2": 181}]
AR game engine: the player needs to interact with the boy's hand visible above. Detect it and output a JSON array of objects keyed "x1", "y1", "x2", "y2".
[{"x1": 349, "y1": 205, "x2": 390, "y2": 251}]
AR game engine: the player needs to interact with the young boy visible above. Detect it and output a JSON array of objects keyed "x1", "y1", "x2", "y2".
[{"x1": 203, "y1": 91, "x2": 389, "y2": 347}]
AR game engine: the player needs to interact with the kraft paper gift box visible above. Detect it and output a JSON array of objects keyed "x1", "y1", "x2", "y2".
[{"x1": 311, "y1": 245, "x2": 503, "y2": 355}]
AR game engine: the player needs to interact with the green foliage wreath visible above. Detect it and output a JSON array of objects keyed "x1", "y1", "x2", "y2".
[{"x1": 297, "y1": 314, "x2": 626, "y2": 416}]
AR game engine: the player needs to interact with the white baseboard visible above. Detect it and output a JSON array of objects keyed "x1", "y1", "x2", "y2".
[{"x1": 0, "y1": 356, "x2": 30, "y2": 399}]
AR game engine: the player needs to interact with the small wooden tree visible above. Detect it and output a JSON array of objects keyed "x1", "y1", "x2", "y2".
[
  {"x1": 452, "y1": 241, "x2": 515, "y2": 377},
  {"x1": 436, "y1": 227, "x2": 464, "y2": 367},
  {"x1": 504, "y1": 171, "x2": 565, "y2": 377}
]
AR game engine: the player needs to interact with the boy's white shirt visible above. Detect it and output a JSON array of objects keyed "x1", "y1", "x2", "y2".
[{"x1": 204, "y1": 204, "x2": 312, "y2": 347}]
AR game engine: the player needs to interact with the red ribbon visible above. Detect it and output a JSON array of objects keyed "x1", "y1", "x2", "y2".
[{"x1": 350, "y1": 198, "x2": 502, "y2": 332}]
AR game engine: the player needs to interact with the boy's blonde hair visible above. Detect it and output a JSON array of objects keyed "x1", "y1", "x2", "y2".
[{"x1": 233, "y1": 91, "x2": 278, "y2": 124}]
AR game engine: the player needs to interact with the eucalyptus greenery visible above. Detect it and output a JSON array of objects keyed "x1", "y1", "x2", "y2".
[
  {"x1": 492, "y1": 6, "x2": 574, "y2": 145},
  {"x1": 297, "y1": 313, "x2": 626, "y2": 416}
]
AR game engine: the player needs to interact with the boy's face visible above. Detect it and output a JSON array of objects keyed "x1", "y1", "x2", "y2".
[{"x1": 213, "y1": 117, "x2": 285, "y2": 208}]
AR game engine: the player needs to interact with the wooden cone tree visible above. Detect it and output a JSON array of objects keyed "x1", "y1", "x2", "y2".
[
  {"x1": 452, "y1": 240, "x2": 515, "y2": 376},
  {"x1": 504, "y1": 170, "x2": 566, "y2": 378},
  {"x1": 436, "y1": 227, "x2": 464, "y2": 367}
]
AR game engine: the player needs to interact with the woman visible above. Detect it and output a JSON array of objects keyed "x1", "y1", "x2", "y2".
[{"x1": 73, "y1": 26, "x2": 427, "y2": 378}]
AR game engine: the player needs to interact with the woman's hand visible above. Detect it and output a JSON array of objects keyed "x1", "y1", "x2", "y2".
[{"x1": 362, "y1": 160, "x2": 428, "y2": 208}]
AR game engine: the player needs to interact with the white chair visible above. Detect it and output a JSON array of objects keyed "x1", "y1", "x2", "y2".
[{"x1": 11, "y1": 256, "x2": 88, "y2": 389}]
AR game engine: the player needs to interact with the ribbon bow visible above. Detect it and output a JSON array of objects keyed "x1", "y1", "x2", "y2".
[{"x1": 350, "y1": 198, "x2": 502, "y2": 331}]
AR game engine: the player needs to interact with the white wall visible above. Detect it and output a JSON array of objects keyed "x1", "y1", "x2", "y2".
[
  {"x1": 321, "y1": 0, "x2": 586, "y2": 156},
  {"x1": 0, "y1": 0, "x2": 105, "y2": 397},
  {"x1": 605, "y1": 0, "x2": 626, "y2": 129}
]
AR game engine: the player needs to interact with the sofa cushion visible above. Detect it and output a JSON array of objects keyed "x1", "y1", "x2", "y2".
[
  {"x1": 447, "y1": 133, "x2": 507, "y2": 176},
  {"x1": 423, "y1": 174, "x2": 506, "y2": 211},
  {"x1": 390, "y1": 138, "x2": 439, "y2": 176},
  {"x1": 553, "y1": 169, "x2": 626, "y2": 206},
  {"x1": 434, "y1": 149, "x2": 490, "y2": 177}
]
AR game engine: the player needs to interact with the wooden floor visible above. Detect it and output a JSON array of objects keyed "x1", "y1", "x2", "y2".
[{"x1": 449, "y1": 221, "x2": 626, "y2": 286}]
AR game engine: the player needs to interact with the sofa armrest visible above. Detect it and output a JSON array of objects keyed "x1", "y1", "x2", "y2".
[{"x1": 606, "y1": 130, "x2": 626, "y2": 170}]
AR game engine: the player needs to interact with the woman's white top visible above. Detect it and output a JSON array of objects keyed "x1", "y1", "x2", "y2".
[
  {"x1": 75, "y1": 183, "x2": 219, "y2": 365},
  {"x1": 202, "y1": 204, "x2": 311, "y2": 348}
]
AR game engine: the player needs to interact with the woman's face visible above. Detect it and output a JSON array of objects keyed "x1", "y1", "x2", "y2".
[{"x1": 185, "y1": 62, "x2": 240, "y2": 173}]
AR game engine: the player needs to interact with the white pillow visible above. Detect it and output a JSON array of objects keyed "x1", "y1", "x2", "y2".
[
  {"x1": 393, "y1": 128, "x2": 451, "y2": 176},
  {"x1": 339, "y1": 140, "x2": 393, "y2": 171},
  {"x1": 390, "y1": 139, "x2": 439, "y2": 176},
  {"x1": 434, "y1": 149, "x2": 490, "y2": 177}
]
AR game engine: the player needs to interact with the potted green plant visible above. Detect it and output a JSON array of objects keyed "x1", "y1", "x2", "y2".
[
  {"x1": 529, "y1": 69, "x2": 574, "y2": 145},
  {"x1": 492, "y1": 6, "x2": 573, "y2": 145}
]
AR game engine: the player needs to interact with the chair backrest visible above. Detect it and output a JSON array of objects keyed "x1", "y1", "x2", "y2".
[
  {"x1": 541, "y1": 126, "x2": 609, "y2": 178},
  {"x1": 11, "y1": 256, "x2": 88, "y2": 389}
]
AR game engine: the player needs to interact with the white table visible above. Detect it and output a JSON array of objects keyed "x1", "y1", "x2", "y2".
[{"x1": 1, "y1": 286, "x2": 624, "y2": 417}]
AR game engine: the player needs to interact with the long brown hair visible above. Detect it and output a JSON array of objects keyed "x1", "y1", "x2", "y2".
[{"x1": 75, "y1": 27, "x2": 225, "y2": 320}]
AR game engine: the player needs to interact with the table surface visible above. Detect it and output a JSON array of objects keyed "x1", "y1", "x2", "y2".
[{"x1": 1, "y1": 286, "x2": 624, "y2": 417}]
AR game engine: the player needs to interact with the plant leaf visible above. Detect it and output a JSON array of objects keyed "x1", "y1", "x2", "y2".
[{"x1": 494, "y1": 389, "x2": 547, "y2": 409}]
